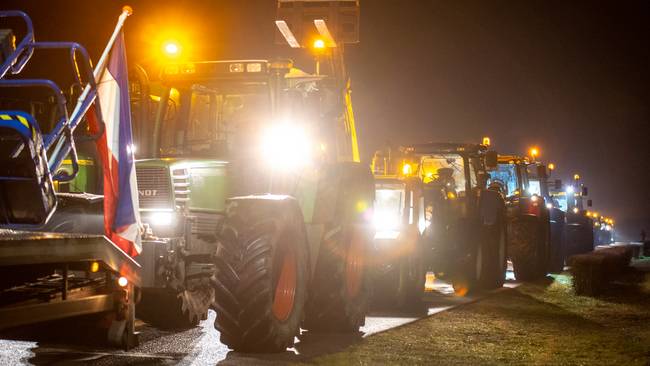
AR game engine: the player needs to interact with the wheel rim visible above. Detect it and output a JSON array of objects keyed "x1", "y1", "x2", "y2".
[
  {"x1": 272, "y1": 248, "x2": 297, "y2": 322},
  {"x1": 345, "y1": 226, "x2": 364, "y2": 298}
]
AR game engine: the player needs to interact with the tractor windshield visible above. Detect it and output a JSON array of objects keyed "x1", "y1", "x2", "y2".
[
  {"x1": 374, "y1": 183, "x2": 405, "y2": 232},
  {"x1": 490, "y1": 164, "x2": 519, "y2": 196},
  {"x1": 525, "y1": 165, "x2": 542, "y2": 196},
  {"x1": 419, "y1": 154, "x2": 469, "y2": 195},
  {"x1": 159, "y1": 83, "x2": 270, "y2": 158}
]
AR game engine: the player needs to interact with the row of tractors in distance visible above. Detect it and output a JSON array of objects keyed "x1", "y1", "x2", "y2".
[{"x1": 368, "y1": 140, "x2": 599, "y2": 309}]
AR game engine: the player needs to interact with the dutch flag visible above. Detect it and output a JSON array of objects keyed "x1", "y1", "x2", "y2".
[{"x1": 88, "y1": 27, "x2": 141, "y2": 257}]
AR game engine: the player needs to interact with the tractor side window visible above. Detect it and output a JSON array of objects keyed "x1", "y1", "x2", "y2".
[
  {"x1": 469, "y1": 157, "x2": 479, "y2": 188},
  {"x1": 186, "y1": 91, "x2": 216, "y2": 153},
  {"x1": 420, "y1": 154, "x2": 468, "y2": 195},
  {"x1": 489, "y1": 164, "x2": 518, "y2": 196}
]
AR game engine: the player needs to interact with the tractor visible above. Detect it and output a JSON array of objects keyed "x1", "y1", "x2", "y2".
[
  {"x1": 131, "y1": 1, "x2": 373, "y2": 352},
  {"x1": 368, "y1": 149, "x2": 425, "y2": 310},
  {"x1": 489, "y1": 154, "x2": 550, "y2": 280},
  {"x1": 550, "y1": 175, "x2": 594, "y2": 257},
  {"x1": 525, "y1": 162, "x2": 566, "y2": 272},
  {"x1": 401, "y1": 143, "x2": 507, "y2": 294}
]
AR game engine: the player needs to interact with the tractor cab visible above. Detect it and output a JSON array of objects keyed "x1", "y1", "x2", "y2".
[{"x1": 403, "y1": 143, "x2": 495, "y2": 216}]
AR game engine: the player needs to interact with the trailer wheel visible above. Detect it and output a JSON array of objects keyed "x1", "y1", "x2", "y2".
[
  {"x1": 509, "y1": 216, "x2": 547, "y2": 281},
  {"x1": 304, "y1": 223, "x2": 370, "y2": 331},
  {"x1": 212, "y1": 200, "x2": 308, "y2": 352}
]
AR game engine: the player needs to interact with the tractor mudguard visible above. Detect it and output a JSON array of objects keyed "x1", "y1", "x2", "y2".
[{"x1": 312, "y1": 162, "x2": 374, "y2": 225}]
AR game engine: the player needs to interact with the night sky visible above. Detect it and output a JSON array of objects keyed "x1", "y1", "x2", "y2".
[{"x1": 2, "y1": 0, "x2": 649, "y2": 240}]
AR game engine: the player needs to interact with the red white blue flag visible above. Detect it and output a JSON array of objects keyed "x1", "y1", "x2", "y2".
[{"x1": 88, "y1": 30, "x2": 141, "y2": 257}]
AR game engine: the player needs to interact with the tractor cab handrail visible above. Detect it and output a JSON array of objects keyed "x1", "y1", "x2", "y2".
[{"x1": 0, "y1": 10, "x2": 35, "y2": 78}]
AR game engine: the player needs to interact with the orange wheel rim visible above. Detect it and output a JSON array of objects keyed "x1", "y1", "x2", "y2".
[
  {"x1": 346, "y1": 226, "x2": 364, "y2": 298},
  {"x1": 272, "y1": 249, "x2": 297, "y2": 322}
]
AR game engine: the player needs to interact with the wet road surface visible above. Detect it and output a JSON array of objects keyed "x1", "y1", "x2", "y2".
[{"x1": 0, "y1": 277, "x2": 519, "y2": 365}]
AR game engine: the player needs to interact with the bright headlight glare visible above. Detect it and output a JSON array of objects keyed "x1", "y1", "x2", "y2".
[
  {"x1": 374, "y1": 230, "x2": 400, "y2": 240},
  {"x1": 150, "y1": 211, "x2": 173, "y2": 226},
  {"x1": 373, "y1": 209, "x2": 400, "y2": 229},
  {"x1": 261, "y1": 123, "x2": 312, "y2": 170}
]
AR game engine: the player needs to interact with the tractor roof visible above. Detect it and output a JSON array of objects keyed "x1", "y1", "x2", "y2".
[
  {"x1": 497, "y1": 154, "x2": 530, "y2": 165},
  {"x1": 160, "y1": 59, "x2": 320, "y2": 85},
  {"x1": 401, "y1": 142, "x2": 488, "y2": 156}
]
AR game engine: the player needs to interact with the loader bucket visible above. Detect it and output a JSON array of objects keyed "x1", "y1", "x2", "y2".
[{"x1": 0, "y1": 111, "x2": 55, "y2": 226}]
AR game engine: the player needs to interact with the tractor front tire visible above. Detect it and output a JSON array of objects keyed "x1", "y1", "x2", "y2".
[{"x1": 212, "y1": 200, "x2": 308, "y2": 352}]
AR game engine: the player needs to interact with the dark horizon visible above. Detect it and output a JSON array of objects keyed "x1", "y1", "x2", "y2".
[{"x1": 2, "y1": 0, "x2": 648, "y2": 240}]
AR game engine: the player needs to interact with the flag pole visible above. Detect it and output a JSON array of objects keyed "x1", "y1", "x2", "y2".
[
  {"x1": 68, "y1": 6, "x2": 132, "y2": 127},
  {"x1": 93, "y1": 6, "x2": 132, "y2": 80}
]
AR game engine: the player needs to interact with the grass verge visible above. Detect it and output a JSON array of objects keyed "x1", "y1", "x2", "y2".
[{"x1": 304, "y1": 272, "x2": 650, "y2": 365}]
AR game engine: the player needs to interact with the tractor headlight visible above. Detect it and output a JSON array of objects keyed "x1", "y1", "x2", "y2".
[
  {"x1": 373, "y1": 209, "x2": 401, "y2": 240},
  {"x1": 261, "y1": 123, "x2": 312, "y2": 170},
  {"x1": 149, "y1": 211, "x2": 173, "y2": 226}
]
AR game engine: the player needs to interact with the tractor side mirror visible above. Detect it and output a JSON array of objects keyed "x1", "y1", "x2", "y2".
[
  {"x1": 485, "y1": 151, "x2": 498, "y2": 170},
  {"x1": 587, "y1": 199, "x2": 593, "y2": 207},
  {"x1": 582, "y1": 186, "x2": 588, "y2": 196},
  {"x1": 537, "y1": 164, "x2": 547, "y2": 178},
  {"x1": 554, "y1": 179, "x2": 562, "y2": 190}
]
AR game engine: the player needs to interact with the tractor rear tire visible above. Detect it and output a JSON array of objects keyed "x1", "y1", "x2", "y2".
[
  {"x1": 212, "y1": 201, "x2": 308, "y2": 352},
  {"x1": 480, "y1": 219, "x2": 507, "y2": 289},
  {"x1": 548, "y1": 224, "x2": 565, "y2": 273},
  {"x1": 303, "y1": 223, "x2": 370, "y2": 332},
  {"x1": 452, "y1": 233, "x2": 489, "y2": 295},
  {"x1": 509, "y1": 216, "x2": 547, "y2": 281}
]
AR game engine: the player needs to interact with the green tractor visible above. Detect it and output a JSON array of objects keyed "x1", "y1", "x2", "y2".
[
  {"x1": 371, "y1": 143, "x2": 507, "y2": 297},
  {"x1": 133, "y1": 1, "x2": 373, "y2": 352},
  {"x1": 489, "y1": 154, "x2": 550, "y2": 281}
]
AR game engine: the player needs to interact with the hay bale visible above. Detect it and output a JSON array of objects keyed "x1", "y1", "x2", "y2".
[{"x1": 568, "y1": 246, "x2": 633, "y2": 296}]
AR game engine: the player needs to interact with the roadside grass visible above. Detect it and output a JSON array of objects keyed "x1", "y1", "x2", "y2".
[{"x1": 304, "y1": 272, "x2": 650, "y2": 365}]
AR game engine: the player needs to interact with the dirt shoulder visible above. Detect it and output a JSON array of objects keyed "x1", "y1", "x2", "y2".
[{"x1": 304, "y1": 271, "x2": 650, "y2": 365}]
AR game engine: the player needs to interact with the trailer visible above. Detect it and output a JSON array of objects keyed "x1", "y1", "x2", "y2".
[{"x1": 0, "y1": 9, "x2": 139, "y2": 348}]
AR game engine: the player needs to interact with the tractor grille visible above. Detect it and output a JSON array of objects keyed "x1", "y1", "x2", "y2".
[
  {"x1": 171, "y1": 168, "x2": 190, "y2": 208},
  {"x1": 136, "y1": 166, "x2": 173, "y2": 209},
  {"x1": 191, "y1": 211, "x2": 221, "y2": 236}
]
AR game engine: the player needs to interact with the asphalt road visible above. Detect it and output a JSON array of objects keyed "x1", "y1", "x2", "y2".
[{"x1": 0, "y1": 276, "x2": 519, "y2": 366}]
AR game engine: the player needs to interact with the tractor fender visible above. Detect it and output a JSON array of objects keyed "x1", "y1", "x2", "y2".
[
  {"x1": 479, "y1": 189, "x2": 505, "y2": 226},
  {"x1": 312, "y1": 162, "x2": 375, "y2": 225},
  {"x1": 224, "y1": 195, "x2": 311, "y2": 276}
]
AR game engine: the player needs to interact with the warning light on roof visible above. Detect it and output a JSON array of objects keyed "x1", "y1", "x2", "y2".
[{"x1": 313, "y1": 39, "x2": 326, "y2": 50}]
